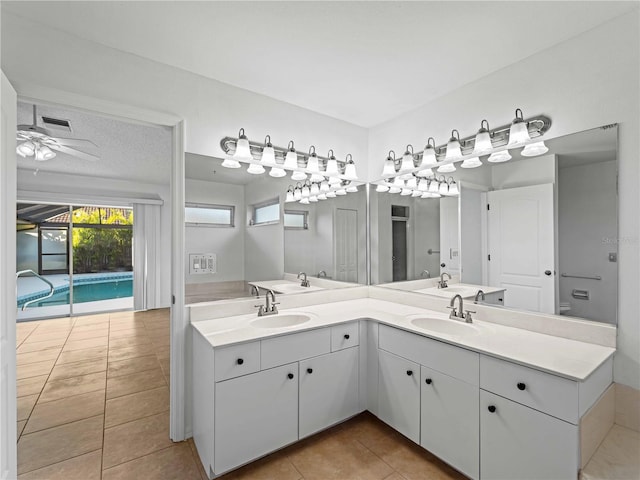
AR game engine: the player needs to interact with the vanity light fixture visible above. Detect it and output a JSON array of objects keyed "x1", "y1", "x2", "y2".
[
  {"x1": 383, "y1": 151, "x2": 397, "y2": 176},
  {"x1": 400, "y1": 145, "x2": 415, "y2": 173},
  {"x1": 247, "y1": 162, "x2": 266, "y2": 175},
  {"x1": 310, "y1": 182, "x2": 320, "y2": 196},
  {"x1": 388, "y1": 185, "x2": 402, "y2": 194},
  {"x1": 507, "y1": 108, "x2": 532, "y2": 147},
  {"x1": 376, "y1": 183, "x2": 390, "y2": 193},
  {"x1": 309, "y1": 196, "x2": 319, "y2": 202},
  {"x1": 447, "y1": 177, "x2": 459, "y2": 196},
  {"x1": 393, "y1": 176, "x2": 404, "y2": 188},
  {"x1": 406, "y1": 176, "x2": 418, "y2": 189},
  {"x1": 343, "y1": 154, "x2": 357, "y2": 180},
  {"x1": 232, "y1": 128, "x2": 253, "y2": 162},
  {"x1": 261, "y1": 135, "x2": 276, "y2": 166},
  {"x1": 472, "y1": 120, "x2": 493, "y2": 156},
  {"x1": 325, "y1": 191, "x2": 337, "y2": 198},
  {"x1": 400, "y1": 188, "x2": 412, "y2": 196},
  {"x1": 437, "y1": 162, "x2": 456, "y2": 173},
  {"x1": 418, "y1": 179, "x2": 429, "y2": 192},
  {"x1": 420, "y1": 138, "x2": 438, "y2": 168},
  {"x1": 438, "y1": 180, "x2": 449, "y2": 196},
  {"x1": 411, "y1": 190, "x2": 422, "y2": 197},
  {"x1": 269, "y1": 166, "x2": 286, "y2": 177},
  {"x1": 521, "y1": 140, "x2": 549, "y2": 157},
  {"x1": 445, "y1": 130, "x2": 463, "y2": 161},
  {"x1": 300, "y1": 197, "x2": 310, "y2": 204},
  {"x1": 285, "y1": 187, "x2": 295, "y2": 203},
  {"x1": 416, "y1": 167, "x2": 434, "y2": 178},
  {"x1": 320, "y1": 180, "x2": 330, "y2": 192},
  {"x1": 328, "y1": 176, "x2": 342, "y2": 185},
  {"x1": 325, "y1": 150, "x2": 339, "y2": 176},
  {"x1": 461, "y1": 156, "x2": 482, "y2": 168},
  {"x1": 301, "y1": 182, "x2": 311, "y2": 198},
  {"x1": 317, "y1": 193, "x2": 327, "y2": 200},
  {"x1": 487, "y1": 149, "x2": 512, "y2": 163},
  {"x1": 284, "y1": 141, "x2": 298, "y2": 169},
  {"x1": 221, "y1": 156, "x2": 241, "y2": 169},
  {"x1": 291, "y1": 170, "x2": 307, "y2": 181},
  {"x1": 335, "y1": 188, "x2": 347, "y2": 196},
  {"x1": 428, "y1": 178, "x2": 440, "y2": 193},
  {"x1": 345, "y1": 182, "x2": 359, "y2": 193},
  {"x1": 307, "y1": 146, "x2": 320, "y2": 173},
  {"x1": 293, "y1": 185, "x2": 303, "y2": 201}
]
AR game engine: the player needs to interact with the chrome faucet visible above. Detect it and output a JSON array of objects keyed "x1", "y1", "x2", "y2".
[
  {"x1": 317, "y1": 270, "x2": 327, "y2": 278},
  {"x1": 448, "y1": 294, "x2": 475, "y2": 323},
  {"x1": 474, "y1": 289, "x2": 486, "y2": 303},
  {"x1": 297, "y1": 272, "x2": 310, "y2": 287},
  {"x1": 250, "y1": 284, "x2": 260, "y2": 298},
  {"x1": 421, "y1": 269, "x2": 431, "y2": 278},
  {"x1": 438, "y1": 272, "x2": 451, "y2": 289},
  {"x1": 255, "y1": 289, "x2": 279, "y2": 316}
]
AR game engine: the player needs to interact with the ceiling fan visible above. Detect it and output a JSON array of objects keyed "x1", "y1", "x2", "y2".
[{"x1": 16, "y1": 105, "x2": 100, "y2": 162}]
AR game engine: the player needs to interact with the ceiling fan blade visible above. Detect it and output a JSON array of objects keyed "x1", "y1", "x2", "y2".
[
  {"x1": 49, "y1": 144, "x2": 99, "y2": 162},
  {"x1": 52, "y1": 137, "x2": 98, "y2": 149}
]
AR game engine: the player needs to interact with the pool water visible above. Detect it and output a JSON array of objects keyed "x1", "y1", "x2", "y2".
[{"x1": 20, "y1": 280, "x2": 133, "y2": 308}]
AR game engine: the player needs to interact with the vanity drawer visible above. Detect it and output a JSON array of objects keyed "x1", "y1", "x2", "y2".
[
  {"x1": 261, "y1": 328, "x2": 331, "y2": 369},
  {"x1": 215, "y1": 341, "x2": 261, "y2": 382},
  {"x1": 480, "y1": 355, "x2": 578, "y2": 423},
  {"x1": 331, "y1": 322, "x2": 360, "y2": 351},
  {"x1": 379, "y1": 324, "x2": 478, "y2": 385}
]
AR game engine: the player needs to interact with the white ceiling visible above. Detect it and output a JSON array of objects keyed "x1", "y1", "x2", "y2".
[
  {"x1": 3, "y1": 1, "x2": 636, "y2": 127},
  {"x1": 17, "y1": 102, "x2": 172, "y2": 184}
]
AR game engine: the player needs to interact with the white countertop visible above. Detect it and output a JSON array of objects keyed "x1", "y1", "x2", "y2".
[
  {"x1": 248, "y1": 280, "x2": 325, "y2": 294},
  {"x1": 192, "y1": 298, "x2": 614, "y2": 381},
  {"x1": 413, "y1": 283, "x2": 505, "y2": 299}
]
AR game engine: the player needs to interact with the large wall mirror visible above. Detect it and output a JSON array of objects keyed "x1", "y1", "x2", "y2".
[
  {"x1": 372, "y1": 125, "x2": 618, "y2": 325},
  {"x1": 184, "y1": 153, "x2": 366, "y2": 303}
]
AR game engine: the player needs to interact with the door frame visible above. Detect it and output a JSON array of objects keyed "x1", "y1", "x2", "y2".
[{"x1": 5, "y1": 86, "x2": 187, "y2": 442}]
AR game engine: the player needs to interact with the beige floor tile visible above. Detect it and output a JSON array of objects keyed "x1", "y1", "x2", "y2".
[
  {"x1": 17, "y1": 323, "x2": 38, "y2": 335},
  {"x1": 150, "y1": 336, "x2": 170, "y2": 348},
  {"x1": 56, "y1": 346, "x2": 108, "y2": 365},
  {"x1": 102, "y1": 443, "x2": 202, "y2": 480},
  {"x1": 17, "y1": 348, "x2": 61, "y2": 366},
  {"x1": 109, "y1": 336, "x2": 151, "y2": 349},
  {"x1": 105, "y1": 386, "x2": 169, "y2": 428},
  {"x1": 155, "y1": 345, "x2": 170, "y2": 360},
  {"x1": 221, "y1": 450, "x2": 302, "y2": 480},
  {"x1": 74, "y1": 313, "x2": 111, "y2": 325},
  {"x1": 383, "y1": 474, "x2": 408, "y2": 480},
  {"x1": 17, "y1": 375, "x2": 49, "y2": 397},
  {"x1": 49, "y1": 358, "x2": 107, "y2": 381},
  {"x1": 23, "y1": 330, "x2": 70, "y2": 343},
  {"x1": 17, "y1": 420, "x2": 26, "y2": 438},
  {"x1": 17, "y1": 416, "x2": 104, "y2": 475},
  {"x1": 159, "y1": 357, "x2": 170, "y2": 377},
  {"x1": 107, "y1": 354, "x2": 160, "y2": 378},
  {"x1": 106, "y1": 367, "x2": 166, "y2": 399},
  {"x1": 108, "y1": 321, "x2": 142, "y2": 332},
  {"x1": 582, "y1": 425, "x2": 640, "y2": 480},
  {"x1": 17, "y1": 449, "x2": 103, "y2": 480},
  {"x1": 17, "y1": 395, "x2": 39, "y2": 421},
  {"x1": 188, "y1": 438, "x2": 210, "y2": 480},
  {"x1": 63, "y1": 336, "x2": 109, "y2": 352},
  {"x1": 67, "y1": 328, "x2": 109, "y2": 342},
  {"x1": 108, "y1": 343, "x2": 156, "y2": 362},
  {"x1": 39, "y1": 371, "x2": 106, "y2": 403},
  {"x1": 17, "y1": 338, "x2": 66, "y2": 354},
  {"x1": 17, "y1": 359, "x2": 56, "y2": 380},
  {"x1": 288, "y1": 431, "x2": 394, "y2": 480},
  {"x1": 102, "y1": 411, "x2": 173, "y2": 468},
  {"x1": 109, "y1": 327, "x2": 148, "y2": 339},
  {"x1": 24, "y1": 390, "x2": 105, "y2": 434}
]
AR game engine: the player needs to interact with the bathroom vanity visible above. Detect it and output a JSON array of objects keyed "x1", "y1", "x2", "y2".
[{"x1": 191, "y1": 293, "x2": 614, "y2": 480}]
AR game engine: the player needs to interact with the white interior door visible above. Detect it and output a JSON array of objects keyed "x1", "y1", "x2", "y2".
[
  {"x1": 1, "y1": 71, "x2": 18, "y2": 480},
  {"x1": 335, "y1": 208, "x2": 357, "y2": 282},
  {"x1": 439, "y1": 197, "x2": 460, "y2": 275},
  {"x1": 488, "y1": 183, "x2": 555, "y2": 313}
]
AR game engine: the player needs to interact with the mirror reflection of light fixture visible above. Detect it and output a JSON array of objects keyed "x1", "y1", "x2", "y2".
[
  {"x1": 336, "y1": 188, "x2": 347, "y2": 196},
  {"x1": 416, "y1": 167, "x2": 433, "y2": 178},
  {"x1": 472, "y1": 120, "x2": 493, "y2": 156},
  {"x1": 285, "y1": 187, "x2": 295, "y2": 202},
  {"x1": 521, "y1": 140, "x2": 549, "y2": 157},
  {"x1": 310, "y1": 182, "x2": 320, "y2": 196},
  {"x1": 487, "y1": 149, "x2": 512, "y2": 163},
  {"x1": 461, "y1": 156, "x2": 482, "y2": 168},
  {"x1": 301, "y1": 182, "x2": 311, "y2": 197},
  {"x1": 406, "y1": 176, "x2": 418, "y2": 189},
  {"x1": 411, "y1": 190, "x2": 422, "y2": 197},
  {"x1": 438, "y1": 162, "x2": 456, "y2": 173},
  {"x1": 393, "y1": 176, "x2": 404, "y2": 187},
  {"x1": 291, "y1": 170, "x2": 307, "y2": 181},
  {"x1": 418, "y1": 179, "x2": 428, "y2": 192},
  {"x1": 507, "y1": 108, "x2": 531, "y2": 147},
  {"x1": 325, "y1": 149, "x2": 339, "y2": 176},
  {"x1": 428, "y1": 178, "x2": 440, "y2": 193},
  {"x1": 376, "y1": 183, "x2": 390, "y2": 193},
  {"x1": 284, "y1": 141, "x2": 298, "y2": 169},
  {"x1": 317, "y1": 193, "x2": 327, "y2": 200},
  {"x1": 400, "y1": 145, "x2": 415, "y2": 173},
  {"x1": 269, "y1": 166, "x2": 286, "y2": 177},
  {"x1": 326, "y1": 191, "x2": 337, "y2": 198},
  {"x1": 307, "y1": 146, "x2": 320, "y2": 173},
  {"x1": 445, "y1": 130, "x2": 462, "y2": 161},
  {"x1": 247, "y1": 162, "x2": 265, "y2": 175},
  {"x1": 261, "y1": 135, "x2": 276, "y2": 166},
  {"x1": 389, "y1": 185, "x2": 402, "y2": 194},
  {"x1": 382, "y1": 150, "x2": 396, "y2": 176},
  {"x1": 309, "y1": 196, "x2": 319, "y2": 202},
  {"x1": 447, "y1": 177, "x2": 459, "y2": 196},
  {"x1": 346, "y1": 182, "x2": 358, "y2": 193},
  {"x1": 232, "y1": 128, "x2": 253, "y2": 162},
  {"x1": 328, "y1": 176, "x2": 341, "y2": 185},
  {"x1": 344, "y1": 154, "x2": 357, "y2": 180},
  {"x1": 300, "y1": 197, "x2": 310, "y2": 204},
  {"x1": 438, "y1": 180, "x2": 449, "y2": 195},
  {"x1": 400, "y1": 188, "x2": 412, "y2": 196},
  {"x1": 320, "y1": 180, "x2": 330, "y2": 192},
  {"x1": 293, "y1": 185, "x2": 302, "y2": 201},
  {"x1": 221, "y1": 156, "x2": 241, "y2": 168}
]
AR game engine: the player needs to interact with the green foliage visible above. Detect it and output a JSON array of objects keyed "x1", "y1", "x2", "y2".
[{"x1": 72, "y1": 208, "x2": 133, "y2": 273}]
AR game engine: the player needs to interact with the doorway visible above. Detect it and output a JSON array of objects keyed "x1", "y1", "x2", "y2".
[{"x1": 391, "y1": 205, "x2": 409, "y2": 282}]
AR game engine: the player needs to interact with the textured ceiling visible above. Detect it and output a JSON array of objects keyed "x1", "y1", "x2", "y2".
[
  {"x1": 16, "y1": 102, "x2": 172, "y2": 185},
  {"x1": 3, "y1": 1, "x2": 636, "y2": 127}
]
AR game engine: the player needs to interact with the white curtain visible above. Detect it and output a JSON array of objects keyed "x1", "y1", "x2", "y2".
[{"x1": 133, "y1": 203, "x2": 162, "y2": 310}]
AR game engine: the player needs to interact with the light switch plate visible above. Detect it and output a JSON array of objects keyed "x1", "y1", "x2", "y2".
[{"x1": 189, "y1": 253, "x2": 217, "y2": 274}]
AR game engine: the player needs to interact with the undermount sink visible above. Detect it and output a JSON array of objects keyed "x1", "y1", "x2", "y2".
[
  {"x1": 409, "y1": 316, "x2": 480, "y2": 336},
  {"x1": 270, "y1": 283, "x2": 323, "y2": 294},
  {"x1": 250, "y1": 313, "x2": 313, "y2": 329},
  {"x1": 440, "y1": 286, "x2": 471, "y2": 294}
]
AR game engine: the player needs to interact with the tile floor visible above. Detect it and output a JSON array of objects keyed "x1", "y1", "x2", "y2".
[{"x1": 16, "y1": 309, "x2": 639, "y2": 480}]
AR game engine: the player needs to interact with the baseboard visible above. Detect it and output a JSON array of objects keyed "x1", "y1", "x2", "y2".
[
  {"x1": 580, "y1": 384, "x2": 615, "y2": 469},
  {"x1": 615, "y1": 382, "x2": 640, "y2": 432}
]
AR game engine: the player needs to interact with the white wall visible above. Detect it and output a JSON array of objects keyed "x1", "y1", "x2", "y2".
[
  {"x1": 369, "y1": 11, "x2": 640, "y2": 389},
  {"x1": 491, "y1": 154, "x2": 556, "y2": 190},
  {"x1": 558, "y1": 160, "x2": 617, "y2": 323},
  {"x1": 17, "y1": 169, "x2": 172, "y2": 307},
  {"x1": 184, "y1": 179, "x2": 245, "y2": 285}
]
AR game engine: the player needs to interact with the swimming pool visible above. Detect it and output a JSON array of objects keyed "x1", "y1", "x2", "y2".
[{"x1": 18, "y1": 277, "x2": 133, "y2": 308}]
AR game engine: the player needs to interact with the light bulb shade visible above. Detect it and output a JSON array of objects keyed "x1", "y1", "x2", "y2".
[
  {"x1": 411, "y1": 190, "x2": 422, "y2": 197},
  {"x1": 17, "y1": 141, "x2": 36, "y2": 157},
  {"x1": 421, "y1": 144, "x2": 437, "y2": 167},
  {"x1": 284, "y1": 149, "x2": 298, "y2": 169},
  {"x1": 326, "y1": 191, "x2": 337, "y2": 198},
  {"x1": 487, "y1": 150, "x2": 512, "y2": 163},
  {"x1": 418, "y1": 180, "x2": 428, "y2": 192},
  {"x1": 285, "y1": 190, "x2": 295, "y2": 202},
  {"x1": 310, "y1": 183, "x2": 320, "y2": 195},
  {"x1": 344, "y1": 162, "x2": 357, "y2": 180},
  {"x1": 291, "y1": 170, "x2": 307, "y2": 181},
  {"x1": 437, "y1": 163, "x2": 456, "y2": 173},
  {"x1": 320, "y1": 181, "x2": 330, "y2": 192},
  {"x1": 317, "y1": 193, "x2": 327, "y2": 200},
  {"x1": 383, "y1": 151, "x2": 396, "y2": 175},
  {"x1": 326, "y1": 158, "x2": 339, "y2": 175},
  {"x1": 35, "y1": 145, "x2": 56, "y2": 161},
  {"x1": 328, "y1": 176, "x2": 341, "y2": 185},
  {"x1": 294, "y1": 188, "x2": 302, "y2": 201},
  {"x1": 445, "y1": 131, "x2": 462, "y2": 161},
  {"x1": 233, "y1": 130, "x2": 253, "y2": 161},
  {"x1": 336, "y1": 189, "x2": 347, "y2": 196},
  {"x1": 422, "y1": 192, "x2": 441, "y2": 199},
  {"x1": 439, "y1": 182, "x2": 449, "y2": 195},
  {"x1": 388, "y1": 186, "x2": 402, "y2": 194},
  {"x1": 261, "y1": 145, "x2": 276, "y2": 166},
  {"x1": 393, "y1": 176, "x2": 404, "y2": 187},
  {"x1": 309, "y1": 196, "x2": 318, "y2": 202},
  {"x1": 406, "y1": 177, "x2": 417, "y2": 189},
  {"x1": 376, "y1": 184, "x2": 390, "y2": 193},
  {"x1": 428, "y1": 180, "x2": 440, "y2": 193},
  {"x1": 508, "y1": 110, "x2": 531, "y2": 147},
  {"x1": 400, "y1": 146, "x2": 414, "y2": 172},
  {"x1": 301, "y1": 185, "x2": 310, "y2": 197},
  {"x1": 416, "y1": 167, "x2": 433, "y2": 178},
  {"x1": 310, "y1": 173, "x2": 324, "y2": 183},
  {"x1": 247, "y1": 163, "x2": 266, "y2": 174},
  {"x1": 269, "y1": 167, "x2": 287, "y2": 177},
  {"x1": 472, "y1": 122, "x2": 493, "y2": 156},
  {"x1": 300, "y1": 197, "x2": 310, "y2": 204},
  {"x1": 307, "y1": 153, "x2": 320, "y2": 173},
  {"x1": 400, "y1": 188, "x2": 412, "y2": 196},
  {"x1": 222, "y1": 157, "x2": 241, "y2": 169},
  {"x1": 521, "y1": 141, "x2": 549, "y2": 157},
  {"x1": 346, "y1": 184, "x2": 358, "y2": 193},
  {"x1": 448, "y1": 182, "x2": 459, "y2": 196},
  {"x1": 461, "y1": 157, "x2": 482, "y2": 169}
]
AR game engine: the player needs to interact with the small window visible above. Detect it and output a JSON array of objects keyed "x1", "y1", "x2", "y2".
[
  {"x1": 251, "y1": 199, "x2": 280, "y2": 226},
  {"x1": 185, "y1": 203, "x2": 234, "y2": 227},
  {"x1": 284, "y1": 210, "x2": 308, "y2": 230}
]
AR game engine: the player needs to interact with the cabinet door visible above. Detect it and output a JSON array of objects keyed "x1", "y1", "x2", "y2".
[
  {"x1": 378, "y1": 349, "x2": 420, "y2": 443},
  {"x1": 214, "y1": 363, "x2": 298, "y2": 475},
  {"x1": 480, "y1": 390, "x2": 578, "y2": 480},
  {"x1": 299, "y1": 347, "x2": 359, "y2": 438},
  {"x1": 421, "y1": 366, "x2": 479, "y2": 480}
]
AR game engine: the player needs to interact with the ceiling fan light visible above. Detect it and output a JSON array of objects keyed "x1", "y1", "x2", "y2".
[
  {"x1": 521, "y1": 141, "x2": 549, "y2": 157},
  {"x1": 247, "y1": 163, "x2": 266, "y2": 174},
  {"x1": 35, "y1": 145, "x2": 56, "y2": 161},
  {"x1": 487, "y1": 150, "x2": 512, "y2": 163},
  {"x1": 376, "y1": 184, "x2": 390, "y2": 193},
  {"x1": 461, "y1": 157, "x2": 483, "y2": 169},
  {"x1": 233, "y1": 128, "x2": 253, "y2": 162},
  {"x1": 291, "y1": 170, "x2": 307, "y2": 181},
  {"x1": 17, "y1": 141, "x2": 36, "y2": 157},
  {"x1": 269, "y1": 166, "x2": 287, "y2": 177},
  {"x1": 437, "y1": 163, "x2": 456, "y2": 173},
  {"x1": 507, "y1": 109, "x2": 531, "y2": 147}
]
